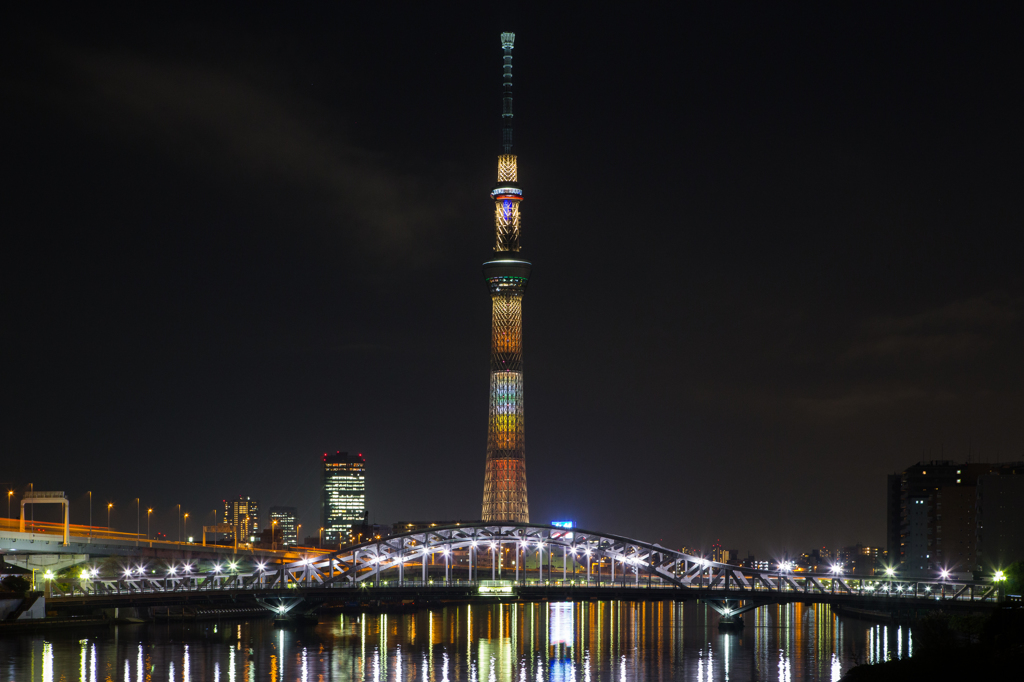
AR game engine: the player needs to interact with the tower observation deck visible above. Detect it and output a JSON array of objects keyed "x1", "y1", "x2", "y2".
[{"x1": 481, "y1": 32, "x2": 531, "y2": 522}]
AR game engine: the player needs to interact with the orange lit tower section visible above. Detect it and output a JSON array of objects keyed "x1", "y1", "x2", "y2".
[{"x1": 481, "y1": 32, "x2": 531, "y2": 522}]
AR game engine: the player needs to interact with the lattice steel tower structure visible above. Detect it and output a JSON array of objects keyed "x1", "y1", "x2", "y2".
[{"x1": 481, "y1": 32, "x2": 531, "y2": 522}]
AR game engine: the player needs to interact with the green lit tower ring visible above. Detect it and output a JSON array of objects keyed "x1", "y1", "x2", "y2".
[{"x1": 481, "y1": 32, "x2": 531, "y2": 523}]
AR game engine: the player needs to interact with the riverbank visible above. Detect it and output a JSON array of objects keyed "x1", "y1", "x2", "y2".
[{"x1": 842, "y1": 608, "x2": 1024, "y2": 680}]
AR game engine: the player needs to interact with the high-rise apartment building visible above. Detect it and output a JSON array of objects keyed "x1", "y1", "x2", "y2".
[
  {"x1": 322, "y1": 451, "x2": 366, "y2": 546},
  {"x1": 481, "y1": 32, "x2": 531, "y2": 523},
  {"x1": 977, "y1": 470, "x2": 1024, "y2": 570},
  {"x1": 268, "y1": 506, "x2": 298, "y2": 547},
  {"x1": 886, "y1": 460, "x2": 1023, "y2": 575},
  {"x1": 223, "y1": 495, "x2": 259, "y2": 544}
]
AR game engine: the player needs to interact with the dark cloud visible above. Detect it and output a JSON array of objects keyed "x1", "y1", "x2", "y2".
[{"x1": 845, "y1": 295, "x2": 1018, "y2": 360}]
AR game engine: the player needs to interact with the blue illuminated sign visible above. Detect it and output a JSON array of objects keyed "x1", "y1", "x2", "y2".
[{"x1": 551, "y1": 520, "x2": 574, "y2": 529}]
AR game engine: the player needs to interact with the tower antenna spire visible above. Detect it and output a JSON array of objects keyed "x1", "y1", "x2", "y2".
[{"x1": 501, "y1": 32, "x2": 515, "y2": 154}]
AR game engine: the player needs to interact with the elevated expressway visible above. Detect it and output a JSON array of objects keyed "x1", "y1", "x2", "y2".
[
  {"x1": 0, "y1": 518, "x2": 322, "y2": 572},
  {"x1": 46, "y1": 523, "x2": 1001, "y2": 622}
]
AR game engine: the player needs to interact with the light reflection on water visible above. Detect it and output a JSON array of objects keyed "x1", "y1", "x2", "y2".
[{"x1": 1, "y1": 601, "x2": 913, "y2": 680}]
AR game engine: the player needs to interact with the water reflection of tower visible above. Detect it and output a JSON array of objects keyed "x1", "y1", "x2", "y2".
[{"x1": 548, "y1": 602, "x2": 575, "y2": 681}]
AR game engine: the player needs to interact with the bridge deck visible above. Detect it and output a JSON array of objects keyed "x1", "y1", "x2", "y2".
[{"x1": 47, "y1": 579, "x2": 999, "y2": 615}]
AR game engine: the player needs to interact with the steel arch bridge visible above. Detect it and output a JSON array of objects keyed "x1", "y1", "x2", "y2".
[
  {"x1": 283, "y1": 522, "x2": 743, "y2": 588},
  {"x1": 48, "y1": 523, "x2": 1001, "y2": 622}
]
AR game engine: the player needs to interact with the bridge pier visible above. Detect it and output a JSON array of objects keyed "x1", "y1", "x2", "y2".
[
  {"x1": 255, "y1": 595, "x2": 312, "y2": 626},
  {"x1": 703, "y1": 598, "x2": 757, "y2": 630}
]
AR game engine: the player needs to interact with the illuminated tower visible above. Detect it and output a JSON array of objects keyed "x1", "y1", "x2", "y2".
[{"x1": 481, "y1": 32, "x2": 531, "y2": 522}]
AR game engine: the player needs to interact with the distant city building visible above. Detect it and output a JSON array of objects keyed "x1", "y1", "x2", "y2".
[
  {"x1": 322, "y1": 451, "x2": 366, "y2": 546},
  {"x1": 349, "y1": 520, "x2": 388, "y2": 545},
  {"x1": 739, "y1": 555, "x2": 769, "y2": 571},
  {"x1": 887, "y1": 460, "x2": 1023, "y2": 575},
  {"x1": 223, "y1": 495, "x2": 259, "y2": 544},
  {"x1": 839, "y1": 544, "x2": 882, "y2": 575},
  {"x1": 257, "y1": 525, "x2": 283, "y2": 549},
  {"x1": 268, "y1": 506, "x2": 298, "y2": 547}
]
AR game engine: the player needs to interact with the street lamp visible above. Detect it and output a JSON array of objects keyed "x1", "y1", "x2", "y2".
[
  {"x1": 136, "y1": 498, "x2": 140, "y2": 547},
  {"x1": 88, "y1": 491, "x2": 92, "y2": 541},
  {"x1": 184, "y1": 513, "x2": 189, "y2": 542},
  {"x1": 177, "y1": 504, "x2": 181, "y2": 542},
  {"x1": 107, "y1": 503, "x2": 113, "y2": 531},
  {"x1": 272, "y1": 520, "x2": 278, "y2": 551},
  {"x1": 319, "y1": 527, "x2": 324, "y2": 548},
  {"x1": 7, "y1": 490, "x2": 12, "y2": 519},
  {"x1": 297, "y1": 524, "x2": 302, "y2": 545},
  {"x1": 147, "y1": 509, "x2": 152, "y2": 542}
]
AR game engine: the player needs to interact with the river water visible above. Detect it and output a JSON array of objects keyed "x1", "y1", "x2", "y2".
[{"x1": 0, "y1": 601, "x2": 913, "y2": 681}]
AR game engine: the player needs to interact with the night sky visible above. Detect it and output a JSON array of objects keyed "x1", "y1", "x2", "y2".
[{"x1": 4, "y1": 5, "x2": 1022, "y2": 558}]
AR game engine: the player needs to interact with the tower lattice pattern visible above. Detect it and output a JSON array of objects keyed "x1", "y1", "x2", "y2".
[
  {"x1": 497, "y1": 154, "x2": 518, "y2": 183},
  {"x1": 482, "y1": 31, "x2": 530, "y2": 523},
  {"x1": 493, "y1": 190, "x2": 522, "y2": 252}
]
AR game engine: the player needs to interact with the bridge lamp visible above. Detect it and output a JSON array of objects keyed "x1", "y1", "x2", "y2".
[
  {"x1": 168, "y1": 567, "x2": 177, "y2": 575},
  {"x1": 885, "y1": 567, "x2": 895, "y2": 577},
  {"x1": 896, "y1": 585, "x2": 904, "y2": 592},
  {"x1": 939, "y1": 569, "x2": 949, "y2": 580},
  {"x1": 183, "y1": 564, "x2": 192, "y2": 573},
  {"x1": 123, "y1": 569, "x2": 132, "y2": 578},
  {"x1": 994, "y1": 570, "x2": 1006, "y2": 582},
  {"x1": 723, "y1": 609, "x2": 732, "y2": 616},
  {"x1": 213, "y1": 564, "x2": 222, "y2": 573},
  {"x1": 256, "y1": 562, "x2": 266, "y2": 571},
  {"x1": 584, "y1": 549, "x2": 592, "y2": 557},
  {"x1": 443, "y1": 549, "x2": 450, "y2": 556},
  {"x1": 228, "y1": 562, "x2": 238, "y2": 571},
  {"x1": 490, "y1": 542, "x2": 497, "y2": 549},
  {"x1": 830, "y1": 564, "x2": 842, "y2": 575}
]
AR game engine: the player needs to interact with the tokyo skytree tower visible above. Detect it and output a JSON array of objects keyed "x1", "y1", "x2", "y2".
[{"x1": 481, "y1": 32, "x2": 531, "y2": 522}]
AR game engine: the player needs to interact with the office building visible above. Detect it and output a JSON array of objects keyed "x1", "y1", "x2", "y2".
[
  {"x1": 268, "y1": 506, "x2": 298, "y2": 547},
  {"x1": 223, "y1": 495, "x2": 259, "y2": 544},
  {"x1": 322, "y1": 451, "x2": 366, "y2": 546}
]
